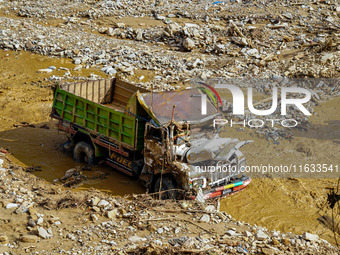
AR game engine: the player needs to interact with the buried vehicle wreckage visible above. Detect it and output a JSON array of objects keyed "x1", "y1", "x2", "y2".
[{"x1": 51, "y1": 78, "x2": 251, "y2": 199}]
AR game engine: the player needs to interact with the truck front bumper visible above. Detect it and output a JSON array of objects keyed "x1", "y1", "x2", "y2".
[{"x1": 191, "y1": 175, "x2": 251, "y2": 200}]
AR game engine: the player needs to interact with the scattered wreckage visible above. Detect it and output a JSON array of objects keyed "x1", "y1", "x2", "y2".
[{"x1": 51, "y1": 78, "x2": 251, "y2": 199}]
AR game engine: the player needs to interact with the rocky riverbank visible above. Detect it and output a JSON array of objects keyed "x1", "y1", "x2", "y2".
[
  {"x1": 0, "y1": 0, "x2": 339, "y2": 90},
  {"x1": 0, "y1": 153, "x2": 339, "y2": 254}
]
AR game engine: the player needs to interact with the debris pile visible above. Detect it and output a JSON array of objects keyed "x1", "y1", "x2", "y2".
[
  {"x1": 0, "y1": 153, "x2": 338, "y2": 254},
  {"x1": 0, "y1": 0, "x2": 339, "y2": 89}
]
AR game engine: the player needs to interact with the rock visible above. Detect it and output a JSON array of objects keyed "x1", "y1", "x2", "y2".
[
  {"x1": 282, "y1": 13, "x2": 293, "y2": 19},
  {"x1": 154, "y1": 14, "x2": 165, "y2": 20},
  {"x1": 104, "y1": 67, "x2": 117, "y2": 75},
  {"x1": 246, "y1": 48, "x2": 260, "y2": 57},
  {"x1": 73, "y1": 58, "x2": 81, "y2": 65},
  {"x1": 20, "y1": 235, "x2": 38, "y2": 243},
  {"x1": 97, "y1": 200, "x2": 110, "y2": 208},
  {"x1": 288, "y1": 64, "x2": 296, "y2": 72},
  {"x1": 37, "y1": 227, "x2": 51, "y2": 239},
  {"x1": 90, "y1": 214, "x2": 99, "y2": 221},
  {"x1": 73, "y1": 65, "x2": 82, "y2": 71},
  {"x1": 225, "y1": 230, "x2": 236, "y2": 236},
  {"x1": 182, "y1": 237, "x2": 195, "y2": 249},
  {"x1": 244, "y1": 230, "x2": 252, "y2": 237},
  {"x1": 98, "y1": 27, "x2": 108, "y2": 34},
  {"x1": 92, "y1": 206, "x2": 100, "y2": 212},
  {"x1": 204, "y1": 205, "x2": 215, "y2": 212},
  {"x1": 320, "y1": 53, "x2": 334, "y2": 64},
  {"x1": 232, "y1": 37, "x2": 248, "y2": 46},
  {"x1": 165, "y1": 23, "x2": 181, "y2": 34},
  {"x1": 272, "y1": 231, "x2": 279, "y2": 237},
  {"x1": 302, "y1": 232, "x2": 318, "y2": 241},
  {"x1": 73, "y1": 49, "x2": 80, "y2": 55},
  {"x1": 163, "y1": 18, "x2": 172, "y2": 24},
  {"x1": 36, "y1": 217, "x2": 43, "y2": 225},
  {"x1": 184, "y1": 23, "x2": 200, "y2": 29},
  {"x1": 115, "y1": 23, "x2": 125, "y2": 28},
  {"x1": 28, "y1": 218, "x2": 36, "y2": 227},
  {"x1": 37, "y1": 68, "x2": 53, "y2": 73},
  {"x1": 136, "y1": 30, "x2": 143, "y2": 41},
  {"x1": 282, "y1": 238, "x2": 291, "y2": 246},
  {"x1": 100, "y1": 66, "x2": 117, "y2": 75},
  {"x1": 200, "y1": 214, "x2": 210, "y2": 223},
  {"x1": 15, "y1": 205, "x2": 28, "y2": 214},
  {"x1": 256, "y1": 230, "x2": 268, "y2": 240},
  {"x1": 0, "y1": 234, "x2": 8, "y2": 244},
  {"x1": 6, "y1": 203, "x2": 19, "y2": 209},
  {"x1": 107, "y1": 209, "x2": 118, "y2": 219},
  {"x1": 54, "y1": 221, "x2": 61, "y2": 226},
  {"x1": 67, "y1": 233, "x2": 76, "y2": 241},
  {"x1": 272, "y1": 238, "x2": 280, "y2": 245},
  {"x1": 25, "y1": 41, "x2": 34, "y2": 49},
  {"x1": 48, "y1": 216, "x2": 60, "y2": 224},
  {"x1": 262, "y1": 247, "x2": 275, "y2": 255},
  {"x1": 106, "y1": 27, "x2": 116, "y2": 37},
  {"x1": 90, "y1": 197, "x2": 100, "y2": 206},
  {"x1": 192, "y1": 58, "x2": 203, "y2": 68},
  {"x1": 168, "y1": 236, "x2": 188, "y2": 246},
  {"x1": 128, "y1": 235, "x2": 146, "y2": 242},
  {"x1": 181, "y1": 202, "x2": 188, "y2": 209},
  {"x1": 183, "y1": 38, "x2": 195, "y2": 51}
]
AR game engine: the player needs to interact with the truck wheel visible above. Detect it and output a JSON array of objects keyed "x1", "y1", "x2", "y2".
[
  {"x1": 153, "y1": 175, "x2": 178, "y2": 200},
  {"x1": 73, "y1": 141, "x2": 95, "y2": 165}
]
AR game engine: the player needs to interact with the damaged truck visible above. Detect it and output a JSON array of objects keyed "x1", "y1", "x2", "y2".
[{"x1": 51, "y1": 78, "x2": 251, "y2": 200}]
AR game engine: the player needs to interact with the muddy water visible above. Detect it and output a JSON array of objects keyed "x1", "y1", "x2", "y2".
[
  {"x1": 0, "y1": 49, "x2": 339, "y2": 244},
  {"x1": 0, "y1": 125, "x2": 145, "y2": 195},
  {"x1": 221, "y1": 96, "x2": 340, "y2": 243}
]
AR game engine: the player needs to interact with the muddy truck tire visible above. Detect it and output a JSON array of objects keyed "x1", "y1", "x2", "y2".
[
  {"x1": 153, "y1": 175, "x2": 178, "y2": 200},
  {"x1": 73, "y1": 141, "x2": 95, "y2": 165}
]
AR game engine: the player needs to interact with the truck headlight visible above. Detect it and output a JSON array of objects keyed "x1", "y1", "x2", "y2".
[{"x1": 190, "y1": 177, "x2": 207, "y2": 189}]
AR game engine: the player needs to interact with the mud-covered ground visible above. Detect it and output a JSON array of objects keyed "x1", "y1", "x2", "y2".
[
  {"x1": 0, "y1": 0, "x2": 340, "y2": 254},
  {"x1": 1, "y1": 155, "x2": 339, "y2": 254}
]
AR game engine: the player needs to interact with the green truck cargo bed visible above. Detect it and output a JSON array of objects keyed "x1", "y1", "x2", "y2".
[{"x1": 51, "y1": 78, "x2": 148, "y2": 151}]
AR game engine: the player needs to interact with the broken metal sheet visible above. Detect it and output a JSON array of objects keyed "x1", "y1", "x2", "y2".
[
  {"x1": 138, "y1": 88, "x2": 219, "y2": 125},
  {"x1": 187, "y1": 134, "x2": 240, "y2": 163}
]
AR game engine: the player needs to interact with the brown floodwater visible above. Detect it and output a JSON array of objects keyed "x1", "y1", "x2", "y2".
[
  {"x1": 0, "y1": 49, "x2": 339, "y2": 245},
  {"x1": 0, "y1": 125, "x2": 145, "y2": 195},
  {"x1": 221, "y1": 96, "x2": 340, "y2": 244}
]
